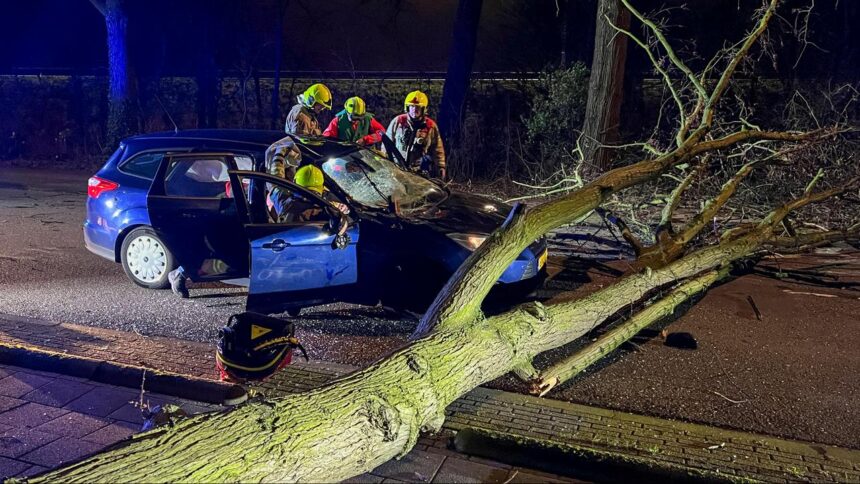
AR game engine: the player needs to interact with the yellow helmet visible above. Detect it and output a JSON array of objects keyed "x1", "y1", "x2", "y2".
[
  {"x1": 294, "y1": 165, "x2": 325, "y2": 194},
  {"x1": 344, "y1": 96, "x2": 367, "y2": 117},
  {"x1": 404, "y1": 90, "x2": 429, "y2": 112},
  {"x1": 301, "y1": 84, "x2": 332, "y2": 110}
]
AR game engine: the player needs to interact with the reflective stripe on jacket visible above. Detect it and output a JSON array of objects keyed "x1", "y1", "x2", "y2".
[{"x1": 385, "y1": 114, "x2": 446, "y2": 170}]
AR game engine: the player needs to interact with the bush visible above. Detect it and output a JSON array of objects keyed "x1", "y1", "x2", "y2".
[{"x1": 522, "y1": 63, "x2": 589, "y2": 180}]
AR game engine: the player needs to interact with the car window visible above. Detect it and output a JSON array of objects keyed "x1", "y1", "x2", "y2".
[
  {"x1": 235, "y1": 155, "x2": 253, "y2": 171},
  {"x1": 164, "y1": 157, "x2": 231, "y2": 198},
  {"x1": 120, "y1": 152, "x2": 165, "y2": 179},
  {"x1": 322, "y1": 150, "x2": 446, "y2": 214},
  {"x1": 234, "y1": 174, "x2": 333, "y2": 225}
]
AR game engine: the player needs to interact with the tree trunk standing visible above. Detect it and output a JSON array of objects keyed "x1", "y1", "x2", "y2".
[
  {"x1": 581, "y1": 0, "x2": 629, "y2": 175},
  {"x1": 253, "y1": 68, "x2": 263, "y2": 128},
  {"x1": 195, "y1": 51, "x2": 218, "y2": 128},
  {"x1": 438, "y1": 0, "x2": 483, "y2": 146},
  {"x1": 91, "y1": 0, "x2": 138, "y2": 150},
  {"x1": 271, "y1": 0, "x2": 288, "y2": 130},
  {"x1": 194, "y1": 3, "x2": 219, "y2": 129}
]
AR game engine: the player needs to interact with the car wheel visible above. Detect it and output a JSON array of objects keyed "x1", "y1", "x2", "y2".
[{"x1": 121, "y1": 227, "x2": 176, "y2": 289}]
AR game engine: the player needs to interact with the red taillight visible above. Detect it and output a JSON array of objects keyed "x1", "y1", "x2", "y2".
[{"x1": 88, "y1": 176, "x2": 119, "y2": 198}]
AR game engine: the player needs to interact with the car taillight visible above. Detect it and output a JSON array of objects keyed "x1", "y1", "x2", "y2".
[{"x1": 88, "y1": 176, "x2": 119, "y2": 198}]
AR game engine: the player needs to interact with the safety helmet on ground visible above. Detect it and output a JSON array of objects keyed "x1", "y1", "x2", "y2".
[
  {"x1": 344, "y1": 96, "x2": 367, "y2": 117},
  {"x1": 404, "y1": 90, "x2": 429, "y2": 112},
  {"x1": 301, "y1": 83, "x2": 333, "y2": 110},
  {"x1": 216, "y1": 312, "x2": 308, "y2": 382},
  {"x1": 294, "y1": 164, "x2": 325, "y2": 194}
]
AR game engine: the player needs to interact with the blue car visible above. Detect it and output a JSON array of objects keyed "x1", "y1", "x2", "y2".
[{"x1": 84, "y1": 129, "x2": 547, "y2": 313}]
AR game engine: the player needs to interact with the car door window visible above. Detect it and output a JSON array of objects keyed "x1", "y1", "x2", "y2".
[
  {"x1": 120, "y1": 152, "x2": 165, "y2": 179},
  {"x1": 164, "y1": 157, "x2": 231, "y2": 198},
  {"x1": 235, "y1": 155, "x2": 253, "y2": 171},
  {"x1": 233, "y1": 173, "x2": 332, "y2": 225}
]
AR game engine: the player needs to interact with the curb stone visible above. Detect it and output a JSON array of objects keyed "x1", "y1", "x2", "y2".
[
  {"x1": 454, "y1": 427, "x2": 743, "y2": 483},
  {"x1": 0, "y1": 342, "x2": 246, "y2": 406}
]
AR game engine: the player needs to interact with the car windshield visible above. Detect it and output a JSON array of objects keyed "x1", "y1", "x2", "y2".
[{"x1": 321, "y1": 149, "x2": 446, "y2": 214}]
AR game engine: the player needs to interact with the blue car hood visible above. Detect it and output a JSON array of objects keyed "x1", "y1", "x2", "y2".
[{"x1": 411, "y1": 191, "x2": 512, "y2": 234}]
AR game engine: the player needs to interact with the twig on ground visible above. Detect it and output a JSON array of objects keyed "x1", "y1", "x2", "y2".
[
  {"x1": 782, "y1": 289, "x2": 838, "y2": 298},
  {"x1": 746, "y1": 295, "x2": 763, "y2": 320},
  {"x1": 712, "y1": 391, "x2": 749, "y2": 404},
  {"x1": 138, "y1": 369, "x2": 147, "y2": 410}
]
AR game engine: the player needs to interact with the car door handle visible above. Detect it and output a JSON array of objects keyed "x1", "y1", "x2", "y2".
[{"x1": 262, "y1": 239, "x2": 290, "y2": 252}]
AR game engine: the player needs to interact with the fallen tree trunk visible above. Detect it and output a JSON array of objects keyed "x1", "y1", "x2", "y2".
[{"x1": 35, "y1": 219, "x2": 786, "y2": 482}]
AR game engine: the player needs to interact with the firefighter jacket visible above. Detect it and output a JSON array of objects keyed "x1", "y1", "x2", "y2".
[
  {"x1": 323, "y1": 110, "x2": 386, "y2": 146},
  {"x1": 265, "y1": 136, "x2": 303, "y2": 213},
  {"x1": 386, "y1": 114, "x2": 446, "y2": 174},
  {"x1": 265, "y1": 136, "x2": 302, "y2": 179},
  {"x1": 284, "y1": 99, "x2": 322, "y2": 136}
]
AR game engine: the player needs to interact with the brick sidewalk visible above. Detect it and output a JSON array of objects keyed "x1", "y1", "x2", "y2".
[
  {"x1": 0, "y1": 363, "x2": 222, "y2": 480},
  {"x1": 3, "y1": 312, "x2": 860, "y2": 482},
  {"x1": 0, "y1": 364, "x2": 574, "y2": 483}
]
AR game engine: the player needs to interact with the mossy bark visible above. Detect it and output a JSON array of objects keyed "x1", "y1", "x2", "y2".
[{"x1": 34, "y1": 229, "x2": 769, "y2": 483}]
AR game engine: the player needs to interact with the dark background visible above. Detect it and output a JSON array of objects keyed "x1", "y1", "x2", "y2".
[{"x1": 2, "y1": 0, "x2": 858, "y2": 78}]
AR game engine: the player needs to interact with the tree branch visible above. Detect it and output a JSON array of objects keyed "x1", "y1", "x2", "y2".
[
  {"x1": 702, "y1": 0, "x2": 780, "y2": 127},
  {"x1": 533, "y1": 267, "x2": 730, "y2": 396},
  {"x1": 604, "y1": 14, "x2": 687, "y2": 140},
  {"x1": 658, "y1": 159, "x2": 705, "y2": 235},
  {"x1": 620, "y1": 0, "x2": 708, "y2": 101}
]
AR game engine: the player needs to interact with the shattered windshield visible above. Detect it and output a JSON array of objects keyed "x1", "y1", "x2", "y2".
[{"x1": 321, "y1": 149, "x2": 446, "y2": 214}]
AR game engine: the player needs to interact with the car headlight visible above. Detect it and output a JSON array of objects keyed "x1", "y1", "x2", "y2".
[{"x1": 448, "y1": 233, "x2": 487, "y2": 250}]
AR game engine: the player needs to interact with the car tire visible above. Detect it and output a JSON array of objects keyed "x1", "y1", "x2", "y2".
[{"x1": 120, "y1": 227, "x2": 176, "y2": 289}]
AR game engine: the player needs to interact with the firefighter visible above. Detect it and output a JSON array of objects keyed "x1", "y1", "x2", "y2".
[
  {"x1": 386, "y1": 90, "x2": 446, "y2": 180},
  {"x1": 282, "y1": 165, "x2": 350, "y2": 223},
  {"x1": 283, "y1": 165, "x2": 329, "y2": 223},
  {"x1": 265, "y1": 83, "x2": 332, "y2": 221},
  {"x1": 323, "y1": 96, "x2": 387, "y2": 147},
  {"x1": 285, "y1": 83, "x2": 332, "y2": 136}
]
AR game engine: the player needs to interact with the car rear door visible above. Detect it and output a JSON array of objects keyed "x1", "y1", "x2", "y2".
[
  {"x1": 228, "y1": 171, "x2": 360, "y2": 313},
  {"x1": 146, "y1": 152, "x2": 250, "y2": 281}
]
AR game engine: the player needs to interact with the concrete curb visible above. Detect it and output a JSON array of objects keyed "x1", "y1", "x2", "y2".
[
  {"x1": 0, "y1": 342, "x2": 246, "y2": 405},
  {"x1": 454, "y1": 427, "x2": 743, "y2": 483}
]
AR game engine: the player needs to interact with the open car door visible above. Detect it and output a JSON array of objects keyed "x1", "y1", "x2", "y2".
[
  {"x1": 228, "y1": 170, "x2": 360, "y2": 314},
  {"x1": 147, "y1": 152, "x2": 253, "y2": 281}
]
